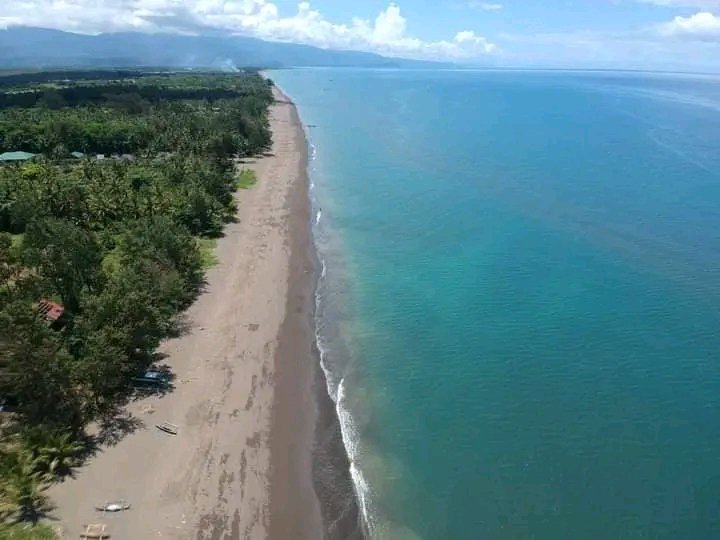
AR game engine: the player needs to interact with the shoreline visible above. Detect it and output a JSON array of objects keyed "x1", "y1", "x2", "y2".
[
  {"x1": 47, "y1": 87, "x2": 328, "y2": 539},
  {"x1": 268, "y1": 85, "x2": 364, "y2": 540},
  {"x1": 266, "y1": 87, "x2": 323, "y2": 538}
]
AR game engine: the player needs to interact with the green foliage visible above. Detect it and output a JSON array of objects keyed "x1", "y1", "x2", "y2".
[
  {"x1": 197, "y1": 237, "x2": 219, "y2": 269},
  {"x1": 0, "y1": 303, "x2": 82, "y2": 428},
  {"x1": 0, "y1": 428, "x2": 80, "y2": 529},
  {"x1": 0, "y1": 450, "x2": 52, "y2": 523},
  {"x1": 0, "y1": 522, "x2": 57, "y2": 539},
  {"x1": 236, "y1": 169, "x2": 257, "y2": 190},
  {"x1": 17, "y1": 428, "x2": 84, "y2": 479},
  {"x1": 0, "y1": 233, "x2": 33, "y2": 297},
  {"x1": 23, "y1": 219, "x2": 102, "y2": 313},
  {"x1": 114, "y1": 216, "x2": 203, "y2": 297},
  {"x1": 0, "y1": 71, "x2": 273, "y2": 527},
  {"x1": 0, "y1": 73, "x2": 272, "y2": 156}
]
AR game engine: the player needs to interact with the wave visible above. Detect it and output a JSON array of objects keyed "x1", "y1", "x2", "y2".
[
  {"x1": 310, "y1": 143, "x2": 317, "y2": 189},
  {"x1": 338, "y1": 378, "x2": 376, "y2": 537},
  {"x1": 312, "y1": 225, "x2": 374, "y2": 536},
  {"x1": 307, "y1": 133, "x2": 374, "y2": 537}
]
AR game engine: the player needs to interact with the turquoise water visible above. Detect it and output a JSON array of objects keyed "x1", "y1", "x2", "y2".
[{"x1": 271, "y1": 69, "x2": 720, "y2": 539}]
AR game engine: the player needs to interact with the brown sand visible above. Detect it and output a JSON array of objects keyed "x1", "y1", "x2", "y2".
[{"x1": 48, "y1": 88, "x2": 323, "y2": 540}]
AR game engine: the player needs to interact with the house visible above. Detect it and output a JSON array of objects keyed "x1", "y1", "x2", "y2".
[
  {"x1": 37, "y1": 299, "x2": 66, "y2": 328},
  {"x1": 0, "y1": 151, "x2": 36, "y2": 163}
]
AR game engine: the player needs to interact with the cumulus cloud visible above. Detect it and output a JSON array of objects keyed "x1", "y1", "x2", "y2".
[
  {"x1": 659, "y1": 11, "x2": 720, "y2": 39},
  {"x1": 0, "y1": 1, "x2": 497, "y2": 60},
  {"x1": 455, "y1": 30, "x2": 495, "y2": 50},
  {"x1": 637, "y1": 0, "x2": 720, "y2": 7}
]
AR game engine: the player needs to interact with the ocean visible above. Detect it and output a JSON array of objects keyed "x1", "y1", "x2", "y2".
[{"x1": 270, "y1": 68, "x2": 720, "y2": 539}]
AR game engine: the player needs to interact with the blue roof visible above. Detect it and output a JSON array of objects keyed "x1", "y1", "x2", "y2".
[{"x1": 0, "y1": 151, "x2": 35, "y2": 161}]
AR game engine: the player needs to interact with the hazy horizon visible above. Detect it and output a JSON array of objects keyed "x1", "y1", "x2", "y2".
[{"x1": 1, "y1": 1, "x2": 719, "y2": 72}]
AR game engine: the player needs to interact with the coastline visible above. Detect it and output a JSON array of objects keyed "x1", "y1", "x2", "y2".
[
  {"x1": 265, "y1": 88, "x2": 323, "y2": 538},
  {"x1": 268, "y1": 85, "x2": 364, "y2": 540},
  {"x1": 47, "y1": 87, "x2": 328, "y2": 539}
]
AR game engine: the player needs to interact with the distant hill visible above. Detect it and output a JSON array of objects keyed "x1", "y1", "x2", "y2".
[{"x1": 0, "y1": 27, "x2": 443, "y2": 69}]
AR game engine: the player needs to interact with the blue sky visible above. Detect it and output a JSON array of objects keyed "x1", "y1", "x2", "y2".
[
  {"x1": 1, "y1": 1, "x2": 719, "y2": 71},
  {"x1": 268, "y1": 0, "x2": 691, "y2": 37}
]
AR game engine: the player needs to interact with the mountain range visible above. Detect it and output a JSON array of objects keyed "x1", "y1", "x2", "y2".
[{"x1": 0, "y1": 27, "x2": 443, "y2": 69}]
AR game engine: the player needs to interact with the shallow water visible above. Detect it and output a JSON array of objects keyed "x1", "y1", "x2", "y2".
[{"x1": 271, "y1": 68, "x2": 720, "y2": 539}]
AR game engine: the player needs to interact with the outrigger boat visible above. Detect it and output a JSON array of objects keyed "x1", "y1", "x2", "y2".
[
  {"x1": 95, "y1": 500, "x2": 131, "y2": 512},
  {"x1": 156, "y1": 421, "x2": 178, "y2": 435}
]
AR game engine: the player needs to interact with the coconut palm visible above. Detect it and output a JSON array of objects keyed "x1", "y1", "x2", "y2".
[
  {"x1": 0, "y1": 451, "x2": 51, "y2": 523},
  {"x1": 19, "y1": 428, "x2": 83, "y2": 480}
]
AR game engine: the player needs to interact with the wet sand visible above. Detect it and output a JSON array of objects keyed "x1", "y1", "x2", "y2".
[{"x1": 49, "y1": 88, "x2": 323, "y2": 540}]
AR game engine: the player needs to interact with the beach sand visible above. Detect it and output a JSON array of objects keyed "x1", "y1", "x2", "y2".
[{"x1": 48, "y1": 88, "x2": 323, "y2": 540}]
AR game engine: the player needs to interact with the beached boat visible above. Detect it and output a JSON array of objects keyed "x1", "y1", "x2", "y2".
[
  {"x1": 95, "y1": 500, "x2": 131, "y2": 512},
  {"x1": 156, "y1": 422, "x2": 178, "y2": 435}
]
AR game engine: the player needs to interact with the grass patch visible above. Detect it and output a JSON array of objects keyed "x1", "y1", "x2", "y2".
[
  {"x1": 0, "y1": 523, "x2": 58, "y2": 540},
  {"x1": 101, "y1": 245, "x2": 121, "y2": 276},
  {"x1": 10, "y1": 233, "x2": 23, "y2": 248},
  {"x1": 235, "y1": 169, "x2": 257, "y2": 190},
  {"x1": 197, "y1": 237, "x2": 219, "y2": 269}
]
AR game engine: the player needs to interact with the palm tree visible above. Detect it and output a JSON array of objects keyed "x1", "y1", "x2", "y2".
[
  {"x1": 19, "y1": 428, "x2": 84, "y2": 480},
  {"x1": 0, "y1": 452, "x2": 51, "y2": 523}
]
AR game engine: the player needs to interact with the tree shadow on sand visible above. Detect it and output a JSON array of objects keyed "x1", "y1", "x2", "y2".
[
  {"x1": 166, "y1": 314, "x2": 194, "y2": 340},
  {"x1": 94, "y1": 411, "x2": 145, "y2": 448}
]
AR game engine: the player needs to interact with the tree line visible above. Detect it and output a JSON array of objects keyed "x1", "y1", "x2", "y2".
[
  {"x1": 0, "y1": 72, "x2": 268, "y2": 110},
  {"x1": 0, "y1": 76, "x2": 271, "y2": 155},
  {"x1": 0, "y1": 70, "x2": 152, "y2": 89},
  {"x1": 0, "y1": 71, "x2": 273, "y2": 532}
]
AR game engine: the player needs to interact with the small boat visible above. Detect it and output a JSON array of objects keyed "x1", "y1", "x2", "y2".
[
  {"x1": 156, "y1": 422, "x2": 178, "y2": 435},
  {"x1": 95, "y1": 500, "x2": 131, "y2": 512}
]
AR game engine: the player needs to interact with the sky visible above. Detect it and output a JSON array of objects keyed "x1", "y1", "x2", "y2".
[{"x1": 1, "y1": 1, "x2": 720, "y2": 71}]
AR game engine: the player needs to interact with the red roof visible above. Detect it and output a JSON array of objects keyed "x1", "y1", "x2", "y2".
[{"x1": 38, "y1": 299, "x2": 64, "y2": 322}]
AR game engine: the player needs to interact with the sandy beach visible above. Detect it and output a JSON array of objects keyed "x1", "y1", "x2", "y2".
[{"x1": 48, "y1": 87, "x2": 323, "y2": 540}]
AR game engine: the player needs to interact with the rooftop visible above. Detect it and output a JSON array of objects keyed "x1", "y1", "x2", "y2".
[
  {"x1": 0, "y1": 151, "x2": 36, "y2": 162},
  {"x1": 38, "y1": 299, "x2": 65, "y2": 322}
]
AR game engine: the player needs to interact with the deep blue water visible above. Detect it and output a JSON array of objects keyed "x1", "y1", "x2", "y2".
[{"x1": 270, "y1": 69, "x2": 720, "y2": 539}]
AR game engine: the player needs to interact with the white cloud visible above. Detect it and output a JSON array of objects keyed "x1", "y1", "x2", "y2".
[
  {"x1": 0, "y1": 1, "x2": 497, "y2": 60},
  {"x1": 637, "y1": 0, "x2": 720, "y2": 8},
  {"x1": 455, "y1": 30, "x2": 495, "y2": 50},
  {"x1": 659, "y1": 11, "x2": 720, "y2": 39},
  {"x1": 467, "y1": 2, "x2": 504, "y2": 10},
  {"x1": 496, "y1": 24, "x2": 720, "y2": 71}
]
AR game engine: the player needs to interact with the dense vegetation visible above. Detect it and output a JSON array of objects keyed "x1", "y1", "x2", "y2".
[
  {"x1": 0, "y1": 71, "x2": 273, "y2": 532},
  {"x1": 0, "y1": 70, "x2": 154, "y2": 89}
]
